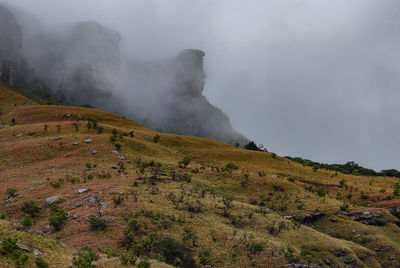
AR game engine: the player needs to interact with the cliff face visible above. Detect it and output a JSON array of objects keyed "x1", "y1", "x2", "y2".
[
  {"x1": 123, "y1": 49, "x2": 249, "y2": 144},
  {"x1": 3, "y1": 4, "x2": 248, "y2": 144},
  {"x1": 0, "y1": 4, "x2": 52, "y2": 103}
]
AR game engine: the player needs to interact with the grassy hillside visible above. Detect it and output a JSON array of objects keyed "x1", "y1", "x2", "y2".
[{"x1": 1, "y1": 84, "x2": 400, "y2": 267}]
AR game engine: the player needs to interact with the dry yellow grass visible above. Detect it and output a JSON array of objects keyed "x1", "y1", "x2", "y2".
[{"x1": 1, "y1": 84, "x2": 400, "y2": 267}]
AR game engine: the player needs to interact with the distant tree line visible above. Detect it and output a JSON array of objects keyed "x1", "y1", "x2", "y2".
[{"x1": 285, "y1": 157, "x2": 400, "y2": 178}]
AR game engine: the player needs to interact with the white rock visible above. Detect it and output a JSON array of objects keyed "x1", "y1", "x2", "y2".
[
  {"x1": 45, "y1": 196, "x2": 59, "y2": 206},
  {"x1": 77, "y1": 189, "x2": 89, "y2": 194}
]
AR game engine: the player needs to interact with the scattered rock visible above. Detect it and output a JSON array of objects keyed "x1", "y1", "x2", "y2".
[
  {"x1": 100, "y1": 202, "x2": 107, "y2": 208},
  {"x1": 17, "y1": 133, "x2": 22, "y2": 137},
  {"x1": 91, "y1": 150, "x2": 97, "y2": 155},
  {"x1": 72, "y1": 215, "x2": 78, "y2": 219},
  {"x1": 75, "y1": 201, "x2": 82, "y2": 207},
  {"x1": 73, "y1": 142, "x2": 79, "y2": 146},
  {"x1": 45, "y1": 196, "x2": 59, "y2": 206},
  {"x1": 119, "y1": 155, "x2": 126, "y2": 160},
  {"x1": 118, "y1": 192, "x2": 124, "y2": 195},
  {"x1": 34, "y1": 230, "x2": 45, "y2": 236},
  {"x1": 284, "y1": 213, "x2": 325, "y2": 224},
  {"x1": 54, "y1": 137, "x2": 62, "y2": 141},
  {"x1": 351, "y1": 211, "x2": 385, "y2": 226},
  {"x1": 77, "y1": 114, "x2": 83, "y2": 120},
  {"x1": 112, "y1": 150, "x2": 120, "y2": 154},
  {"x1": 77, "y1": 189, "x2": 89, "y2": 194},
  {"x1": 329, "y1": 218, "x2": 338, "y2": 222},
  {"x1": 32, "y1": 249, "x2": 42, "y2": 256},
  {"x1": 85, "y1": 139, "x2": 93, "y2": 143}
]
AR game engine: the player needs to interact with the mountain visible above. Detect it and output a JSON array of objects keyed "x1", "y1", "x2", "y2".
[{"x1": 2, "y1": 3, "x2": 248, "y2": 145}]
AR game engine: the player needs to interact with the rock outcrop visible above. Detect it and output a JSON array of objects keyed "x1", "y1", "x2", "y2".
[{"x1": 0, "y1": 4, "x2": 52, "y2": 103}]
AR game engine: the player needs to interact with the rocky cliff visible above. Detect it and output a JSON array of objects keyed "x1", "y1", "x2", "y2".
[{"x1": 0, "y1": 4, "x2": 52, "y2": 103}]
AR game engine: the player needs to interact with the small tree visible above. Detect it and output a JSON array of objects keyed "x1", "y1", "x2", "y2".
[
  {"x1": 89, "y1": 216, "x2": 108, "y2": 231},
  {"x1": 49, "y1": 206, "x2": 68, "y2": 231},
  {"x1": 21, "y1": 201, "x2": 41, "y2": 217},
  {"x1": 153, "y1": 134, "x2": 160, "y2": 144},
  {"x1": 178, "y1": 157, "x2": 191, "y2": 168},
  {"x1": 244, "y1": 141, "x2": 259, "y2": 151},
  {"x1": 44, "y1": 124, "x2": 48, "y2": 134},
  {"x1": 115, "y1": 143, "x2": 122, "y2": 151},
  {"x1": 56, "y1": 124, "x2": 61, "y2": 133}
]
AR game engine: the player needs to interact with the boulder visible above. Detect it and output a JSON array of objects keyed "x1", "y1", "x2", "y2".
[{"x1": 45, "y1": 196, "x2": 59, "y2": 206}]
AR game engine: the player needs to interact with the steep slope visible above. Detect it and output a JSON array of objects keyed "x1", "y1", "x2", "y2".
[{"x1": 1, "y1": 84, "x2": 400, "y2": 267}]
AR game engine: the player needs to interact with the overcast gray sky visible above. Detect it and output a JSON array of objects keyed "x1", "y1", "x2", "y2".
[{"x1": 6, "y1": 0, "x2": 400, "y2": 170}]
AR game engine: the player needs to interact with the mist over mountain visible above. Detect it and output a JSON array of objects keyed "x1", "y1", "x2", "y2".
[{"x1": 0, "y1": 3, "x2": 248, "y2": 144}]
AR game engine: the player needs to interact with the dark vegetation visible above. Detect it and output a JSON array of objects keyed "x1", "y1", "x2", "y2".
[{"x1": 286, "y1": 157, "x2": 400, "y2": 178}]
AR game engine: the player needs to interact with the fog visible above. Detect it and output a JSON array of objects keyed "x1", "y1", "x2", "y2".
[{"x1": 3, "y1": 0, "x2": 400, "y2": 170}]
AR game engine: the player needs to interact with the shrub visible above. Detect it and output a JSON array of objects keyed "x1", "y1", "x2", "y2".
[
  {"x1": 340, "y1": 203, "x2": 350, "y2": 211},
  {"x1": 119, "y1": 253, "x2": 137, "y2": 266},
  {"x1": 72, "y1": 246, "x2": 99, "y2": 268},
  {"x1": 138, "y1": 258, "x2": 151, "y2": 268},
  {"x1": 115, "y1": 143, "x2": 122, "y2": 151},
  {"x1": 178, "y1": 157, "x2": 191, "y2": 168},
  {"x1": 6, "y1": 188, "x2": 17, "y2": 196},
  {"x1": 21, "y1": 201, "x2": 41, "y2": 217},
  {"x1": 153, "y1": 134, "x2": 160, "y2": 144},
  {"x1": 89, "y1": 216, "x2": 108, "y2": 231},
  {"x1": 154, "y1": 237, "x2": 196, "y2": 268},
  {"x1": 20, "y1": 215, "x2": 34, "y2": 227},
  {"x1": 394, "y1": 183, "x2": 400, "y2": 197},
  {"x1": 15, "y1": 253, "x2": 28, "y2": 268},
  {"x1": 50, "y1": 179, "x2": 64, "y2": 188},
  {"x1": 284, "y1": 246, "x2": 300, "y2": 263},
  {"x1": 247, "y1": 241, "x2": 265, "y2": 254},
  {"x1": 1, "y1": 237, "x2": 19, "y2": 254},
  {"x1": 0, "y1": 237, "x2": 28, "y2": 267},
  {"x1": 224, "y1": 163, "x2": 239, "y2": 173},
  {"x1": 0, "y1": 212, "x2": 5, "y2": 219},
  {"x1": 35, "y1": 257, "x2": 49, "y2": 268},
  {"x1": 96, "y1": 126, "x2": 104, "y2": 134},
  {"x1": 315, "y1": 187, "x2": 328, "y2": 197},
  {"x1": 49, "y1": 207, "x2": 68, "y2": 231},
  {"x1": 272, "y1": 184, "x2": 283, "y2": 191},
  {"x1": 113, "y1": 195, "x2": 124, "y2": 206},
  {"x1": 244, "y1": 141, "x2": 259, "y2": 151},
  {"x1": 104, "y1": 247, "x2": 119, "y2": 258},
  {"x1": 287, "y1": 177, "x2": 295, "y2": 183}
]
